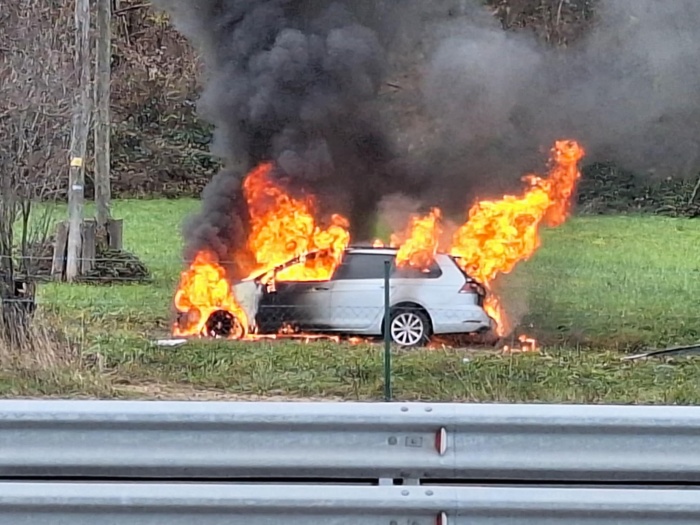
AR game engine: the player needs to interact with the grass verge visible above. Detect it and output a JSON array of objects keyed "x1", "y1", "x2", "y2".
[
  {"x1": 104, "y1": 340, "x2": 700, "y2": 404},
  {"x1": 15, "y1": 199, "x2": 700, "y2": 401}
]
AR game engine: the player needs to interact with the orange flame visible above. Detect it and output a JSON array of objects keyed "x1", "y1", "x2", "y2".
[
  {"x1": 173, "y1": 140, "x2": 584, "y2": 342},
  {"x1": 390, "y1": 140, "x2": 585, "y2": 336},
  {"x1": 173, "y1": 251, "x2": 249, "y2": 337},
  {"x1": 393, "y1": 207, "x2": 443, "y2": 269},
  {"x1": 503, "y1": 335, "x2": 540, "y2": 354},
  {"x1": 243, "y1": 162, "x2": 350, "y2": 282},
  {"x1": 449, "y1": 140, "x2": 584, "y2": 333},
  {"x1": 174, "y1": 162, "x2": 351, "y2": 338}
]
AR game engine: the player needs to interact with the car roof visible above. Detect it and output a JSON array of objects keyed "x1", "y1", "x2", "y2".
[
  {"x1": 346, "y1": 246, "x2": 452, "y2": 258},
  {"x1": 346, "y1": 246, "x2": 398, "y2": 256}
]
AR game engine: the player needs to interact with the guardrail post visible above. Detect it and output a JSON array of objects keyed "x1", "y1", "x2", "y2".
[{"x1": 383, "y1": 260, "x2": 392, "y2": 402}]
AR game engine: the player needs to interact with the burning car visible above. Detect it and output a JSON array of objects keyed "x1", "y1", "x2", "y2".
[
  {"x1": 174, "y1": 140, "x2": 586, "y2": 348},
  {"x1": 205, "y1": 246, "x2": 495, "y2": 347}
]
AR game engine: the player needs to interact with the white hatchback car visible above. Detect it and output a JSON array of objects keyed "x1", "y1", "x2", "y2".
[{"x1": 225, "y1": 246, "x2": 495, "y2": 347}]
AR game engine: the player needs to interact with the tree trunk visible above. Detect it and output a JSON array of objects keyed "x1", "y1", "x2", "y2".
[
  {"x1": 66, "y1": 0, "x2": 92, "y2": 282},
  {"x1": 0, "y1": 278, "x2": 36, "y2": 344},
  {"x1": 95, "y1": 0, "x2": 112, "y2": 234}
]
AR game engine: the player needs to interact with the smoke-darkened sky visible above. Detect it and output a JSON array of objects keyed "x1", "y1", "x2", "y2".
[
  {"x1": 414, "y1": 0, "x2": 700, "y2": 211},
  {"x1": 156, "y1": 0, "x2": 400, "y2": 268},
  {"x1": 156, "y1": 0, "x2": 700, "y2": 265}
]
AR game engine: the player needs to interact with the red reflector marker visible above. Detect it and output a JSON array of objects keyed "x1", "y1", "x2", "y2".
[{"x1": 435, "y1": 427, "x2": 447, "y2": 456}]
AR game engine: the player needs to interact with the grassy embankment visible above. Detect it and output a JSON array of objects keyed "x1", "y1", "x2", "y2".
[{"x1": 11, "y1": 199, "x2": 700, "y2": 402}]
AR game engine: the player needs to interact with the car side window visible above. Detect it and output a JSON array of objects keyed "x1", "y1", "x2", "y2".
[
  {"x1": 334, "y1": 254, "x2": 395, "y2": 280},
  {"x1": 392, "y1": 261, "x2": 442, "y2": 279}
]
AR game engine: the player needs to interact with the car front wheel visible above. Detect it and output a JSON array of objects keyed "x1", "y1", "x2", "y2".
[
  {"x1": 389, "y1": 308, "x2": 430, "y2": 347},
  {"x1": 205, "y1": 310, "x2": 245, "y2": 339}
]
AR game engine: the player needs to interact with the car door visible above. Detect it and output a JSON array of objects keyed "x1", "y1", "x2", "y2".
[
  {"x1": 258, "y1": 253, "x2": 333, "y2": 331},
  {"x1": 267, "y1": 281, "x2": 332, "y2": 330},
  {"x1": 328, "y1": 253, "x2": 395, "y2": 331}
]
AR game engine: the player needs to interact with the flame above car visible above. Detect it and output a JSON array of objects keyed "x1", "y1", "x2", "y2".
[{"x1": 173, "y1": 140, "x2": 585, "y2": 341}]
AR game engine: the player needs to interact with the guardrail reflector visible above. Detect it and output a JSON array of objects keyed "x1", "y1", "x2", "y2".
[{"x1": 435, "y1": 427, "x2": 447, "y2": 456}]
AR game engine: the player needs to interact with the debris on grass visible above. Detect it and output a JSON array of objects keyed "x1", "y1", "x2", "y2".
[
  {"x1": 622, "y1": 343, "x2": 700, "y2": 361},
  {"x1": 155, "y1": 339, "x2": 188, "y2": 348}
]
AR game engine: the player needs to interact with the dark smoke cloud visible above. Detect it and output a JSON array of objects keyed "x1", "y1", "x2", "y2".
[
  {"x1": 156, "y1": 0, "x2": 406, "y2": 268},
  {"x1": 160, "y1": 0, "x2": 700, "y2": 266}
]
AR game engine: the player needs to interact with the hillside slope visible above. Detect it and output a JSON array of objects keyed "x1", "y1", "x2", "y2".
[{"x1": 108, "y1": 0, "x2": 594, "y2": 197}]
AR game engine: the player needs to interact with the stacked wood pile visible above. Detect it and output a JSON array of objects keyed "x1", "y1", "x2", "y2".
[{"x1": 77, "y1": 248, "x2": 151, "y2": 284}]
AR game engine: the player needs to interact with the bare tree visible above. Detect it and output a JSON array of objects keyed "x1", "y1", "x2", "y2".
[{"x1": 0, "y1": 0, "x2": 74, "y2": 340}]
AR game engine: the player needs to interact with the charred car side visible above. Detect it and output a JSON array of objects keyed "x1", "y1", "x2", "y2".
[{"x1": 231, "y1": 247, "x2": 495, "y2": 347}]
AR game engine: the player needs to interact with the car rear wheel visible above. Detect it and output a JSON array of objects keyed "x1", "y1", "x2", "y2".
[{"x1": 390, "y1": 308, "x2": 430, "y2": 347}]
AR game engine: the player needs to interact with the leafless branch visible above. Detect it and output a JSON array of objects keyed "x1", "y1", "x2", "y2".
[
  {"x1": 115, "y1": 3, "x2": 150, "y2": 16},
  {"x1": 0, "y1": 0, "x2": 73, "y2": 283}
]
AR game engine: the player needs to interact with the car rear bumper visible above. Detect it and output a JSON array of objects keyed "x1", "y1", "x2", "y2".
[{"x1": 430, "y1": 307, "x2": 493, "y2": 335}]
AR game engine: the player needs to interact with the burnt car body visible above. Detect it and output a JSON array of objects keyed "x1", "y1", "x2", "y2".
[{"x1": 231, "y1": 246, "x2": 495, "y2": 347}]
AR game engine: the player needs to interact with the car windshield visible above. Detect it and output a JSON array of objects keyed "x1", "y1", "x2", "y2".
[{"x1": 247, "y1": 250, "x2": 327, "y2": 283}]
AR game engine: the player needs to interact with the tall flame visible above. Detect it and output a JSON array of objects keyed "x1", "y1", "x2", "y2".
[
  {"x1": 174, "y1": 162, "x2": 351, "y2": 337},
  {"x1": 173, "y1": 251, "x2": 249, "y2": 337},
  {"x1": 394, "y1": 207, "x2": 442, "y2": 270},
  {"x1": 243, "y1": 162, "x2": 350, "y2": 282},
  {"x1": 394, "y1": 140, "x2": 585, "y2": 334}
]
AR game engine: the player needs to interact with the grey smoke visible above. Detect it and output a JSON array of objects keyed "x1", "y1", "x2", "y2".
[
  {"x1": 158, "y1": 0, "x2": 700, "y2": 271},
  {"x1": 415, "y1": 0, "x2": 700, "y2": 215},
  {"x1": 425, "y1": 28, "x2": 541, "y2": 146},
  {"x1": 556, "y1": 0, "x2": 700, "y2": 175}
]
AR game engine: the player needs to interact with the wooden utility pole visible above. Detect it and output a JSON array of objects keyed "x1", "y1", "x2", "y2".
[
  {"x1": 66, "y1": 0, "x2": 92, "y2": 281},
  {"x1": 95, "y1": 0, "x2": 112, "y2": 234}
]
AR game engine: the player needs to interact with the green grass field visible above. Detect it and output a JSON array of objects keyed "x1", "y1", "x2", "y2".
[{"x1": 16, "y1": 199, "x2": 700, "y2": 403}]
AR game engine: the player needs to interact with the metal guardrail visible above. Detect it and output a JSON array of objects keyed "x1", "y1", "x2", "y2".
[
  {"x1": 1, "y1": 400, "x2": 700, "y2": 482},
  {"x1": 1, "y1": 483, "x2": 699, "y2": 524}
]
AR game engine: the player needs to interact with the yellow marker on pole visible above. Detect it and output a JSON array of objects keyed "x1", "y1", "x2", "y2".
[{"x1": 70, "y1": 157, "x2": 84, "y2": 167}]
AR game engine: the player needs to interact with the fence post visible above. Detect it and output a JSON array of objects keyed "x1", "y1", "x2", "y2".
[{"x1": 383, "y1": 260, "x2": 392, "y2": 402}]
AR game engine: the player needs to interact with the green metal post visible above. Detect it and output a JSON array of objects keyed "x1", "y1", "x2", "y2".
[{"x1": 383, "y1": 260, "x2": 392, "y2": 402}]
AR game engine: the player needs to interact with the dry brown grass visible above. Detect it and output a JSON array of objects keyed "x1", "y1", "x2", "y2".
[
  {"x1": 0, "y1": 313, "x2": 76, "y2": 371},
  {"x1": 0, "y1": 309, "x2": 111, "y2": 398}
]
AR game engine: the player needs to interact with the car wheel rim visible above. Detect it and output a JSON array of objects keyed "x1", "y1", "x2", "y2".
[{"x1": 391, "y1": 312, "x2": 424, "y2": 346}]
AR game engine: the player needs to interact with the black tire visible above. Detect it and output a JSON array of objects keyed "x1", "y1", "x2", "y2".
[
  {"x1": 389, "y1": 307, "x2": 430, "y2": 347},
  {"x1": 205, "y1": 310, "x2": 245, "y2": 339}
]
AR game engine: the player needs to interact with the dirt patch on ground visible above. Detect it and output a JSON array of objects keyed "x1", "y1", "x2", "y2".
[{"x1": 115, "y1": 383, "x2": 349, "y2": 401}]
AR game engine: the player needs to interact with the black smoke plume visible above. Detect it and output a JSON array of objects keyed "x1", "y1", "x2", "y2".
[
  {"x1": 155, "y1": 0, "x2": 407, "y2": 274},
  {"x1": 159, "y1": 0, "x2": 700, "y2": 271}
]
